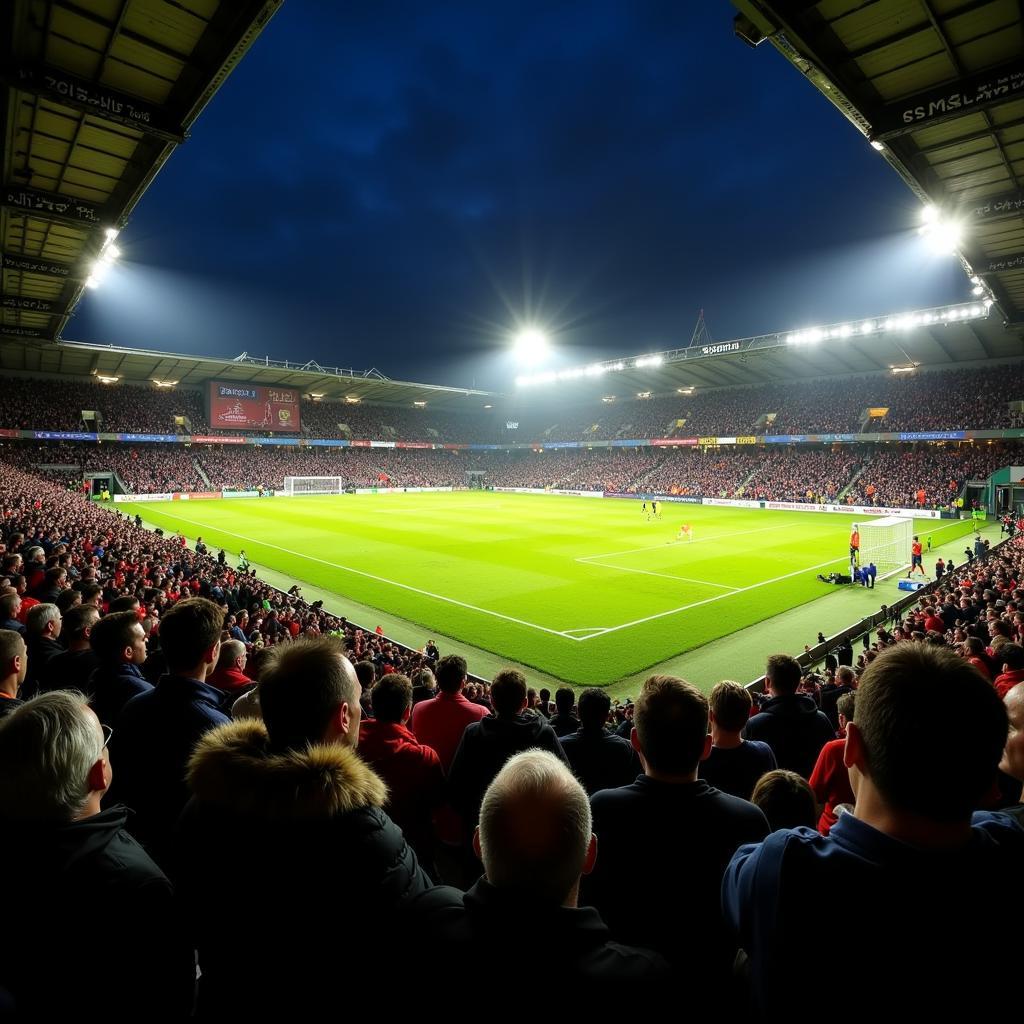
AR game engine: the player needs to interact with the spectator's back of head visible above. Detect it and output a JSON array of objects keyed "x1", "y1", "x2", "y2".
[
  {"x1": 852, "y1": 644, "x2": 1007, "y2": 822},
  {"x1": 89, "y1": 610, "x2": 141, "y2": 664},
  {"x1": 370, "y1": 673, "x2": 412, "y2": 724},
  {"x1": 491, "y1": 668, "x2": 528, "y2": 717},
  {"x1": 411, "y1": 667, "x2": 435, "y2": 692},
  {"x1": 836, "y1": 666, "x2": 857, "y2": 687},
  {"x1": 554, "y1": 687, "x2": 575, "y2": 714},
  {"x1": 26, "y1": 603, "x2": 60, "y2": 640},
  {"x1": 1000, "y1": 642, "x2": 1024, "y2": 671},
  {"x1": 751, "y1": 770, "x2": 818, "y2": 831},
  {"x1": 765, "y1": 654, "x2": 802, "y2": 696},
  {"x1": 159, "y1": 597, "x2": 224, "y2": 675},
  {"x1": 108, "y1": 596, "x2": 140, "y2": 614},
  {"x1": 0, "y1": 592, "x2": 18, "y2": 621},
  {"x1": 354, "y1": 660, "x2": 376, "y2": 692},
  {"x1": 477, "y1": 749, "x2": 594, "y2": 905},
  {"x1": 259, "y1": 636, "x2": 359, "y2": 750},
  {"x1": 709, "y1": 680, "x2": 751, "y2": 733},
  {"x1": 633, "y1": 674, "x2": 708, "y2": 775},
  {"x1": 435, "y1": 654, "x2": 467, "y2": 694},
  {"x1": 577, "y1": 687, "x2": 610, "y2": 729},
  {"x1": 0, "y1": 691, "x2": 105, "y2": 821},
  {"x1": 217, "y1": 638, "x2": 246, "y2": 669},
  {"x1": 0, "y1": 629, "x2": 27, "y2": 688},
  {"x1": 62, "y1": 604, "x2": 99, "y2": 646},
  {"x1": 837, "y1": 691, "x2": 856, "y2": 723}
]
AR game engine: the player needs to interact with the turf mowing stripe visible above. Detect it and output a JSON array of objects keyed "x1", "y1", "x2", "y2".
[
  {"x1": 576, "y1": 520, "x2": 800, "y2": 562},
  {"x1": 129, "y1": 507, "x2": 582, "y2": 641}
]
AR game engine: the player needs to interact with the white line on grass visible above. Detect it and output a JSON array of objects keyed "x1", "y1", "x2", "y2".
[
  {"x1": 131, "y1": 508, "x2": 583, "y2": 641},
  {"x1": 583, "y1": 563, "x2": 740, "y2": 590}
]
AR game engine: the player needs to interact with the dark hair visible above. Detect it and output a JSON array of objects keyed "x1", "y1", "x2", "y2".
[
  {"x1": 55, "y1": 589, "x2": 81, "y2": 613},
  {"x1": 1000, "y1": 642, "x2": 1024, "y2": 671},
  {"x1": 108, "y1": 595, "x2": 141, "y2": 613},
  {"x1": 354, "y1": 660, "x2": 376, "y2": 691},
  {"x1": 491, "y1": 668, "x2": 528, "y2": 717},
  {"x1": 766, "y1": 654, "x2": 802, "y2": 696},
  {"x1": 89, "y1": 611, "x2": 141, "y2": 662},
  {"x1": 158, "y1": 597, "x2": 224, "y2": 673},
  {"x1": 855, "y1": 644, "x2": 1007, "y2": 821},
  {"x1": 751, "y1": 770, "x2": 818, "y2": 831},
  {"x1": 577, "y1": 687, "x2": 611, "y2": 728},
  {"x1": 634, "y1": 675, "x2": 708, "y2": 774},
  {"x1": 61, "y1": 604, "x2": 99, "y2": 644},
  {"x1": 259, "y1": 636, "x2": 358, "y2": 749},
  {"x1": 0, "y1": 593, "x2": 19, "y2": 619},
  {"x1": 78, "y1": 583, "x2": 103, "y2": 605},
  {"x1": 709, "y1": 680, "x2": 752, "y2": 732},
  {"x1": 435, "y1": 654, "x2": 467, "y2": 694},
  {"x1": 371, "y1": 673, "x2": 413, "y2": 723},
  {"x1": 554, "y1": 687, "x2": 575, "y2": 714}
]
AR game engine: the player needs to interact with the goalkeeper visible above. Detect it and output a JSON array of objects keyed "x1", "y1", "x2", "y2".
[
  {"x1": 677, "y1": 522, "x2": 693, "y2": 542},
  {"x1": 849, "y1": 524, "x2": 861, "y2": 567}
]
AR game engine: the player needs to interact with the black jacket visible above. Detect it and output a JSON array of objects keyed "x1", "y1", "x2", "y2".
[
  {"x1": 0, "y1": 805, "x2": 193, "y2": 1016},
  {"x1": 88, "y1": 660, "x2": 152, "y2": 727},
  {"x1": 405, "y1": 879, "x2": 669, "y2": 1007},
  {"x1": 448, "y1": 713, "x2": 568, "y2": 826},
  {"x1": 743, "y1": 693, "x2": 836, "y2": 779},
  {"x1": 39, "y1": 647, "x2": 100, "y2": 695},
  {"x1": 174, "y1": 719, "x2": 432, "y2": 1015},
  {"x1": 22, "y1": 635, "x2": 62, "y2": 700},
  {"x1": 561, "y1": 727, "x2": 642, "y2": 795}
]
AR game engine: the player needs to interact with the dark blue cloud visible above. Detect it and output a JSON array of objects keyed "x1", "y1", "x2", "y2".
[{"x1": 70, "y1": 0, "x2": 969, "y2": 387}]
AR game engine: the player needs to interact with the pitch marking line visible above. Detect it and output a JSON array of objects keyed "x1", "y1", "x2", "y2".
[
  {"x1": 583, "y1": 563, "x2": 740, "y2": 590},
  {"x1": 131, "y1": 508, "x2": 585, "y2": 641},
  {"x1": 576, "y1": 520, "x2": 799, "y2": 563}
]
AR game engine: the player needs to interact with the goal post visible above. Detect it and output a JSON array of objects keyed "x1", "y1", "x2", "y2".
[
  {"x1": 857, "y1": 516, "x2": 914, "y2": 575},
  {"x1": 282, "y1": 476, "x2": 346, "y2": 496}
]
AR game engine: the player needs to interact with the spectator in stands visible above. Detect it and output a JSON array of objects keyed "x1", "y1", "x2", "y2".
[
  {"x1": 0, "y1": 629, "x2": 27, "y2": 717},
  {"x1": 724, "y1": 643, "x2": 1022, "y2": 1016},
  {"x1": 548, "y1": 686, "x2": 581, "y2": 737},
  {"x1": 537, "y1": 686, "x2": 552, "y2": 718},
  {"x1": 449, "y1": 668, "x2": 567, "y2": 829},
  {"x1": 743, "y1": 654, "x2": 835, "y2": 778},
  {"x1": 111, "y1": 597, "x2": 227, "y2": 864},
  {"x1": 87, "y1": 610, "x2": 152, "y2": 727},
  {"x1": 818, "y1": 664, "x2": 856, "y2": 732},
  {"x1": 406, "y1": 750, "x2": 668, "y2": 1003},
  {"x1": 999, "y1": 681, "x2": 1024, "y2": 827},
  {"x1": 993, "y1": 642, "x2": 1024, "y2": 698},
  {"x1": 584, "y1": 675, "x2": 768, "y2": 993},
  {"x1": 354, "y1": 658, "x2": 376, "y2": 715},
  {"x1": 809, "y1": 691, "x2": 856, "y2": 834},
  {"x1": 560, "y1": 687, "x2": 641, "y2": 796},
  {"x1": 22, "y1": 603, "x2": 62, "y2": 701},
  {"x1": 750, "y1": 769, "x2": 818, "y2": 831},
  {"x1": 411, "y1": 653, "x2": 488, "y2": 771},
  {"x1": 0, "y1": 592, "x2": 24, "y2": 635},
  {"x1": 207, "y1": 638, "x2": 254, "y2": 693},
  {"x1": 40, "y1": 603, "x2": 99, "y2": 694},
  {"x1": 175, "y1": 636, "x2": 431, "y2": 1015},
  {"x1": 699, "y1": 680, "x2": 777, "y2": 800},
  {"x1": 358, "y1": 672, "x2": 444, "y2": 870},
  {"x1": 411, "y1": 666, "x2": 437, "y2": 705},
  {"x1": 0, "y1": 692, "x2": 193, "y2": 1015}
]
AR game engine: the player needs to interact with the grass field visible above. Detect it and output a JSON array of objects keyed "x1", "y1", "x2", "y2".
[{"x1": 119, "y1": 492, "x2": 976, "y2": 685}]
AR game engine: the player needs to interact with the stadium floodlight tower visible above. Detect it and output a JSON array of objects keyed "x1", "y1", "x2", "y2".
[{"x1": 858, "y1": 517, "x2": 914, "y2": 577}]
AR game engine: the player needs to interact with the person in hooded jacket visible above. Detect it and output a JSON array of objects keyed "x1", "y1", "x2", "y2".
[
  {"x1": 174, "y1": 636, "x2": 431, "y2": 1016},
  {"x1": 448, "y1": 668, "x2": 568, "y2": 829},
  {"x1": 743, "y1": 654, "x2": 835, "y2": 779},
  {"x1": 0, "y1": 692, "x2": 193, "y2": 1017}
]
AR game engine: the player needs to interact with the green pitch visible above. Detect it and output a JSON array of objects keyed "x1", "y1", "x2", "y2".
[{"x1": 119, "y1": 493, "x2": 975, "y2": 685}]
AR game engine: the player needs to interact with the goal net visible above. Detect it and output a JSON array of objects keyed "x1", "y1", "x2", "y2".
[
  {"x1": 282, "y1": 476, "x2": 346, "y2": 496},
  {"x1": 858, "y1": 516, "x2": 914, "y2": 575}
]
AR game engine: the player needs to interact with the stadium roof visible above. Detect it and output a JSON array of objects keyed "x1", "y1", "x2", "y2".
[
  {"x1": 1, "y1": 0, "x2": 282, "y2": 345},
  {"x1": 0, "y1": 337, "x2": 497, "y2": 409},
  {"x1": 731, "y1": 0, "x2": 1024, "y2": 325}
]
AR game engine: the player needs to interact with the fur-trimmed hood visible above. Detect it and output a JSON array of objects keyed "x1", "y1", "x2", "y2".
[{"x1": 187, "y1": 719, "x2": 388, "y2": 820}]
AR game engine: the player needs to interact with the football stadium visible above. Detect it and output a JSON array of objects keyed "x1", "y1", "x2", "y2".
[{"x1": 1, "y1": 0, "x2": 1022, "y2": 1016}]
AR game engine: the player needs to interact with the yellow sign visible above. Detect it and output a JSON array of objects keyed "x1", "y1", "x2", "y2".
[
  {"x1": 868, "y1": 407, "x2": 889, "y2": 417},
  {"x1": 736, "y1": 435, "x2": 757, "y2": 444},
  {"x1": 698, "y1": 436, "x2": 718, "y2": 446},
  {"x1": 675, "y1": 419, "x2": 687, "y2": 427}
]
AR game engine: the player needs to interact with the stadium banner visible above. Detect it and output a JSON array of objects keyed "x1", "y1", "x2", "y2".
[
  {"x1": 610, "y1": 439, "x2": 646, "y2": 447},
  {"x1": 222, "y1": 490, "x2": 260, "y2": 498},
  {"x1": 736, "y1": 436, "x2": 757, "y2": 444},
  {"x1": 305, "y1": 438, "x2": 350, "y2": 447},
  {"x1": 370, "y1": 440, "x2": 395, "y2": 448},
  {"x1": 397, "y1": 442, "x2": 433, "y2": 449},
  {"x1": 112, "y1": 493, "x2": 172, "y2": 503},
  {"x1": 764, "y1": 500, "x2": 941, "y2": 519},
  {"x1": 353, "y1": 486, "x2": 454, "y2": 495},
  {"x1": 817, "y1": 433, "x2": 858, "y2": 442},
  {"x1": 171, "y1": 491, "x2": 222, "y2": 501},
  {"x1": 649, "y1": 437, "x2": 699, "y2": 446},
  {"x1": 764, "y1": 434, "x2": 808, "y2": 443},
  {"x1": 898, "y1": 431, "x2": 966, "y2": 441},
  {"x1": 0, "y1": 428, "x2": 18, "y2": 438},
  {"x1": 717, "y1": 437, "x2": 737, "y2": 445},
  {"x1": 442, "y1": 443, "x2": 468, "y2": 450},
  {"x1": 602, "y1": 492, "x2": 702, "y2": 504},
  {"x1": 494, "y1": 487, "x2": 604, "y2": 498},
  {"x1": 116, "y1": 433, "x2": 180, "y2": 443},
  {"x1": 703, "y1": 497, "x2": 761, "y2": 509},
  {"x1": 190, "y1": 435, "x2": 246, "y2": 444},
  {"x1": 206, "y1": 382, "x2": 301, "y2": 434},
  {"x1": 33, "y1": 430, "x2": 97, "y2": 441},
  {"x1": 248, "y1": 436, "x2": 300, "y2": 445}
]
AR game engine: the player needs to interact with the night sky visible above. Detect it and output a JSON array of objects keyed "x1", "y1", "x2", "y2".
[{"x1": 72, "y1": 1, "x2": 970, "y2": 390}]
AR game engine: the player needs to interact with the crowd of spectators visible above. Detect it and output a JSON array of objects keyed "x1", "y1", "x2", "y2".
[
  {"x1": 0, "y1": 453, "x2": 1021, "y2": 1015},
  {"x1": 3, "y1": 361, "x2": 1024, "y2": 444}
]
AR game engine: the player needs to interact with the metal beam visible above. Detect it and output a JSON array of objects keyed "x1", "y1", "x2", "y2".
[
  {"x1": 2, "y1": 64, "x2": 185, "y2": 143},
  {"x1": 972, "y1": 251, "x2": 1024, "y2": 275},
  {"x1": 1, "y1": 293, "x2": 63, "y2": 314},
  {"x1": 872, "y1": 55, "x2": 1024, "y2": 141}
]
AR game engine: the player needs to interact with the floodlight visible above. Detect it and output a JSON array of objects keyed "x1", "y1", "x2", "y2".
[
  {"x1": 104, "y1": 227, "x2": 119, "y2": 240},
  {"x1": 972, "y1": 285, "x2": 984, "y2": 296},
  {"x1": 920, "y1": 205, "x2": 939, "y2": 225},
  {"x1": 513, "y1": 327, "x2": 550, "y2": 365},
  {"x1": 870, "y1": 140, "x2": 885, "y2": 151}
]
